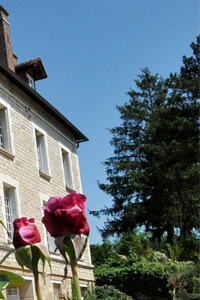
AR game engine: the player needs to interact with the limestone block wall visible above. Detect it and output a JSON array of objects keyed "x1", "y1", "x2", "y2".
[{"x1": 0, "y1": 73, "x2": 94, "y2": 299}]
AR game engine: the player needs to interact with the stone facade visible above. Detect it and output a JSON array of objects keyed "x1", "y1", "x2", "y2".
[
  {"x1": 0, "y1": 70, "x2": 94, "y2": 299},
  {"x1": 0, "y1": 7, "x2": 94, "y2": 300}
]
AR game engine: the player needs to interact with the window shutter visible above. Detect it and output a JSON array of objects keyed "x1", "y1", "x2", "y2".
[
  {"x1": 49, "y1": 235, "x2": 56, "y2": 252},
  {"x1": 0, "y1": 108, "x2": 11, "y2": 151},
  {"x1": 36, "y1": 130, "x2": 49, "y2": 174},
  {"x1": 62, "y1": 151, "x2": 73, "y2": 188},
  {"x1": 4, "y1": 187, "x2": 17, "y2": 240},
  {"x1": 40, "y1": 136, "x2": 48, "y2": 174},
  {"x1": 36, "y1": 135, "x2": 42, "y2": 170},
  {"x1": 46, "y1": 230, "x2": 56, "y2": 252},
  {"x1": 10, "y1": 189, "x2": 18, "y2": 221},
  {"x1": 0, "y1": 111, "x2": 3, "y2": 147}
]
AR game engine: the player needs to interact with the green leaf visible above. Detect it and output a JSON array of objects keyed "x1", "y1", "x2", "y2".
[
  {"x1": 63, "y1": 235, "x2": 76, "y2": 266},
  {"x1": 55, "y1": 234, "x2": 88, "y2": 268},
  {"x1": 55, "y1": 236, "x2": 70, "y2": 278},
  {"x1": 71, "y1": 234, "x2": 88, "y2": 261},
  {"x1": 31, "y1": 243, "x2": 51, "y2": 278},
  {"x1": 34, "y1": 242, "x2": 51, "y2": 272},
  {"x1": 0, "y1": 275, "x2": 9, "y2": 291},
  {"x1": 0, "y1": 271, "x2": 25, "y2": 289},
  {"x1": 15, "y1": 245, "x2": 32, "y2": 270},
  {"x1": 15, "y1": 243, "x2": 51, "y2": 281}
]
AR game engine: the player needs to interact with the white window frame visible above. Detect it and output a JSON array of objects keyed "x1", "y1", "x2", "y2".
[
  {"x1": 0, "y1": 174, "x2": 20, "y2": 243},
  {"x1": 6, "y1": 287, "x2": 20, "y2": 300},
  {"x1": 33, "y1": 125, "x2": 50, "y2": 178},
  {"x1": 80, "y1": 284, "x2": 88, "y2": 300},
  {"x1": 52, "y1": 282, "x2": 61, "y2": 300},
  {"x1": 3, "y1": 186, "x2": 17, "y2": 241},
  {"x1": 59, "y1": 143, "x2": 74, "y2": 190},
  {"x1": 26, "y1": 73, "x2": 35, "y2": 90},
  {"x1": 46, "y1": 224, "x2": 56, "y2": 253},
  {"x1": 20, "y1": 276, "x2": 35, "y2": 300},
  {"x1": 39, "y1": 192, "x2": 56, "y2": 253},
  {"x1": 0, "y1": 100, "x2": 14, "y2": 158}
]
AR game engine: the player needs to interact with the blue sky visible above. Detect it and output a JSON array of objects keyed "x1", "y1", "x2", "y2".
[{"x1": 1, "y1": 1, "x2": 199, "y2": 244}]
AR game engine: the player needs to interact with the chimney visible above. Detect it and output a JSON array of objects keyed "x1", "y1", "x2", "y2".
[{"x1": 0, "y1": 6, "x2": 15, "y2": 71}]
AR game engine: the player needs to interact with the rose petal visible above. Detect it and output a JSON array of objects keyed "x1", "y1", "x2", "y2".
[
  {"x1": 47, "y1": 196, "x2": 62, "y2": 212},
  {"x1": 42, "y1": 193, "x2": 89, "y2": 238},
  {"x1": 28, "y1": 218, "x2": 34, "y2": 224},
  {"x1": 13, "y1": 217, "x2": 41, "y2": 248},
  {"x1": 14, "y1": 217, "x2": 28, "y2": 228},
  {"x1": 42, "y1": 210, "x2": 68, "y2": 238},
  {"x1": 73, "y1": 193, "x2": 86, "y2": 210},
  {"x1": 60, "y1": 194, "x2": 76, "y2": 209},
  {"x1": 79, "y1": 222, "x2": 90, "y2": 236},
  {"x1": 55, "y1": 208, "x2": 88, "y2": 234},
  {"x1": 61, "y1": 193, "x2": 86, "y2": 210},
  {"x1": 19, "y1": 224, "x2": 41, "y2": 245}
]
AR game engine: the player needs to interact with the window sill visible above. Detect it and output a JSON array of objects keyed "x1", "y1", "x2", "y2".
[
  {"x1": 39, "y1": 170, "x2": 51, "y2": 181},
  {"x1": 0, "y1": 242, "x2": 14, "y2": 250},
  {"x1": 0, "y1": 147, "x2": 15, "y2": 159},
  {"x1": 66, "y1": 185, "x2": 76, "y2": 193}
]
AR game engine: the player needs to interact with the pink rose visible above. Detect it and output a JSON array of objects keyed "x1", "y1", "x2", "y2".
[
  {"x1": 42, "y1": 193, "x2": 90, "y2": 238},
  {"x1": 13, "y1": 217, "x2": 41, "y2": 249}
]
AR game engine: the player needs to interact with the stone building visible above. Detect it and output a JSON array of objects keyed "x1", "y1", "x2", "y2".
[{"x1": 0, "y1": 6, "x2": 94, "y2": 300}]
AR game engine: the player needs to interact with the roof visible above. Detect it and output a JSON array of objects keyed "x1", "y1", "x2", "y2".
[
  {"x1": 0, "y1": 61, "x2": 88, "y2": 143},
  {"x1": 15, "y1": 57, "x2": 48, "y2": 81}
]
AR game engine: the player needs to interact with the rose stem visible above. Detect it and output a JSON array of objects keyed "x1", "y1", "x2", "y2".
[
  {"x1": 71, "y1": 263, "x2": 82, "y2": 300},
  {"x1": 33, "y1": 267, "x2": 43, "y2": 300}
]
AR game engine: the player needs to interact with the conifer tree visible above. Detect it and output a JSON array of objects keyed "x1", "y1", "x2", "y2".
[{"x1": 92, "y1": 36, "x2": 199, "y2": 243}]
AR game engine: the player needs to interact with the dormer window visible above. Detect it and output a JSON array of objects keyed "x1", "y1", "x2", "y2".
[
  {"x1": 15, "y1": 57, "x2": 47, "y2": 90},
  {"x1": 26, "y1": 73, "x2": 35, "y2": 89}
]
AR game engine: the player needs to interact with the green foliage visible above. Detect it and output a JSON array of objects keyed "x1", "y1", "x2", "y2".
[
  {"x1": 90, "y1": 230, "x2": 200, "y2": 299},
  {"x1": 0, "y1": 271, "x2": 25, "y2": 289},
  {"x1": 161, "y1": 237, "x2": 200, "y2": 262},
  {"x1": 90, "y1": 241, "x2": 115, "y2": 267},
  {"x1": 91, "y1": 36, "x2": 200, "y2": 244},
  {"x1": 114, "y1": 229, "x2": 152, "y2": 257},
  {"x1": 94, "y1": 253, "x2": 199, "y2": 299},
  {"x1": 0, "y1": 275, "x2": 9, "y2": 299},
  {"x1": 0, "y1": 271, "x2": 25, "y2": 299},
  {"x1": 168, "y1": 261, "x2": 200, "y2": 300},
  {"x1": 91, "y1": 230, "x2": 200, "y2": 268},
  {"x1": 87, "y1": 285, "x2": 133, "y2": 300}
]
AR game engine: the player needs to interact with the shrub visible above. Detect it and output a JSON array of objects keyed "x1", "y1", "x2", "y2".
[
  {"x1": 94, "y1": 253, "x2": 200, "y2": 299},
  {"x1": 87, "y1": 285, "x2": 133, "y2": 300}
]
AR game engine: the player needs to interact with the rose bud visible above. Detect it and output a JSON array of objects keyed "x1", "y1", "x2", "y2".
[
  {"x1": 42, "y1": 193, "x2": 90, "y2": 238},
  {"x1": 13, "y1": 217, "x2": 41, "y2": 249}
]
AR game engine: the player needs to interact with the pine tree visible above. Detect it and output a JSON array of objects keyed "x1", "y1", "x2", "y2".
[{"x1": 91, "y1": 37, "x2": 199, "y2": 243}]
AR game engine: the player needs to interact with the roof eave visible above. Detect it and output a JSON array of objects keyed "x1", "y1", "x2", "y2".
[{"x1": 0, "y1": 62, "x2": 88, "y2": 143}]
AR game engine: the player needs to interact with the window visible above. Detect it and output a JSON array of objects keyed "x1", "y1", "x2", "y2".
[
  {"x1": 46, "y1": 230, "x2": 56, "y2": 253},
  {"x1": 53, "y1": 283, "x2": 61, "y2": 300},
  {"x1": 19, "y1": 279, "x2": 34, "y2": 299},
  {"x1": 43, "y1": 200, "x2": 56, "y2": 253},
  {"x1": 26, "y1": 73, "x2": 35, "y2": 89},
  {"x1": 35, "y1": 129, "x2": 49, "y2": 175},
  {"x1": 4, "y1": 186, "x2": 18, "y2": 240},
  {"x1": 7, "y1": 288, "x2": 20, "y2": 300},
  {"x1": 0, "y1": 105, "x2": 11, "y2": 152},
  {"x1": 80, "y1": 286, "x2": 88, "y2": 300},
  {"x1": 62, "y1": 148, "x2": 73, "y2": 189}
]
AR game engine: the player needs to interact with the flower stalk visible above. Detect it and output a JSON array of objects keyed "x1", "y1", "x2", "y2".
[
  {"x1": 33, "y1": 268, "x2": 43, "y2": 300},
  {"x1": 71, "y1": 263, "x2": 81, "y2": 300}
]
